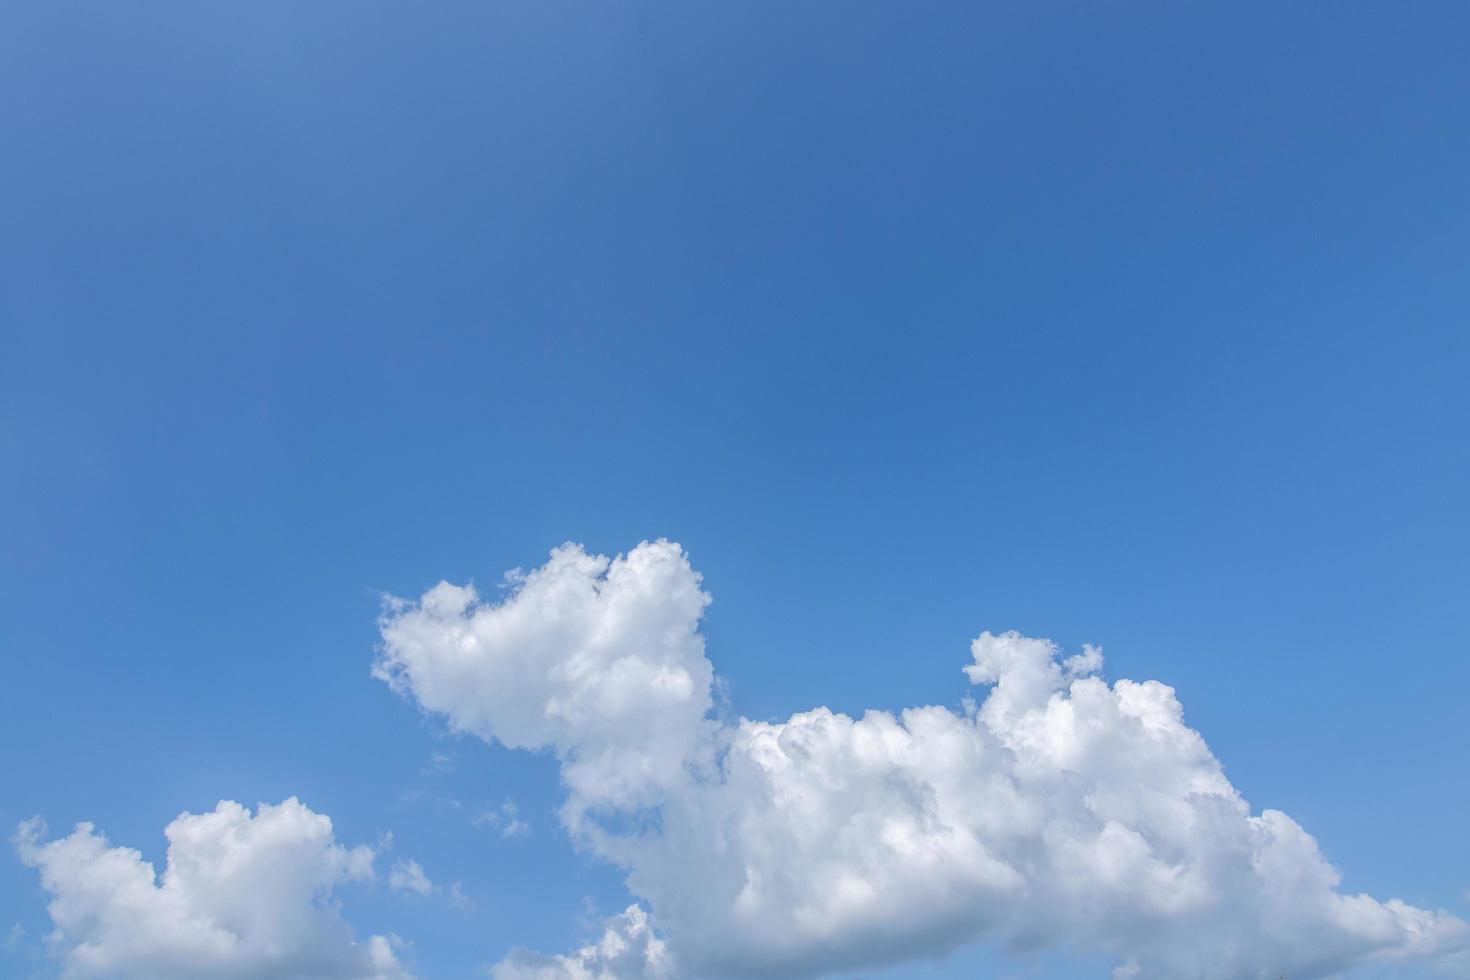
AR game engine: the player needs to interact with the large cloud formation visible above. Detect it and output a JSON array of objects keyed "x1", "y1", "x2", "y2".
[
  {"x1": 15, "y1": 798, "x2": 410, "y2": 980},
  {"x1": 376, "y1": 540, "x2": 1469, "y2": 980}
]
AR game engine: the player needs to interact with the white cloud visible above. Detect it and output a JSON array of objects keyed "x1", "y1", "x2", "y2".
[
  {"x1": 375, "y1": 540, "x2": 715, "y2": 824},
  {"x1": 14, "y1": 798, "x2": 411, "y2": 980},
  {"x1": 490, "y1": 904, "x2": 674, "y2": 980},
  {"x1": 379, "y1": 540, "x2": 1470, "y2": 980},
  {"x1": 475, "y1": 801, "x2": 530, "y2": 840},
  {"x1": 382, "y1": 852, "x2": 470, "y2": 912},
  {"x1": 388, "y1": 859, "x2": 435, "y2": 898},
  {"x1": 447, "y1": 882, "x2": 474, "y2": 912}
]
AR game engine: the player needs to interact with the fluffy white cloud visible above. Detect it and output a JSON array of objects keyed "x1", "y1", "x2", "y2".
[
  {"x1": 15, "y1": 798, "x2": 411, "y2": 980},
  {"x1": 375, "y1": 540, "x2": 715, "y2": 825},
  {"x1": 377, "y1": 540, "x2": 1470, "y2": 980},
  {"x1": 490, "y1": 904, "x2": 674, "y2": 980},
  {"x1": 388, "y1": 859, "x2": 435, "y2": 897}
]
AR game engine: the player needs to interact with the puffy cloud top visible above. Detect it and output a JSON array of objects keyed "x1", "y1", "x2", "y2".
[
  {"x1": 15, "y1": 798, "x2": 409, "y2": 980},
  {"x1": 491, "y1": 904, "x2": 675, "y2": 980},
  {"x1": 375, "y1": 540, "x2": 714, "y2": 818},
  {"x1": 379, "y1": 541, "x2": 1469, "y2": 979}
]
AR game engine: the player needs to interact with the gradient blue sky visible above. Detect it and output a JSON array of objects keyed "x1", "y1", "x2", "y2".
[{"x1": 2, "y1": 4, "x2": 1468, "y2": 979}]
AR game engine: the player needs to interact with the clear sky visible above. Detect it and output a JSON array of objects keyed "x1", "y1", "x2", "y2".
[{"x1": 2, "y1": 4, "x2": 1467, "y2": 980}]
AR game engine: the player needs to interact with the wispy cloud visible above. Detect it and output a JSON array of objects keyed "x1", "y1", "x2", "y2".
[
  {"x1": 447, "y1": 881, "x2": 474, "y2": 912},
  {"x1": 419, "y1": 752, "x2": 455, "y2": 775},
  {"x1": 473, "y1": 800, "x2": 529, "y2": 840}
]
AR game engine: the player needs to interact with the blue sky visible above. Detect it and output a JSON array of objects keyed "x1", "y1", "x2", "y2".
[{"x1": 2, "y1": 4, "x2": 1468, "y2": 979}]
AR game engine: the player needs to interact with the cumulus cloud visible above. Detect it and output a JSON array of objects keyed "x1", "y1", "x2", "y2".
[
  {"x1": 14, "y1": 798, "x2": 411, "y2": 980},
  {"x1": 490, "y1": 904, "x2": 674, "y2": 980},
  {"x1": 377, "y1": 540, "x2": 1470, "y2": 980},
  {"x1": 375, "y1": 541, "x2": 714, "y2": 825}
]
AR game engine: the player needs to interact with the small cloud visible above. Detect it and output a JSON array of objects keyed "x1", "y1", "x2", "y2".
[
  {"x1": 397, "y1": 789, "x2": 465, "y2": 814},
  {"x1": 490, "y1": 904, "x2": 673, "y2": 979},
  {"x1": 4, "y1": 922, "x2": 22, "y2": 950},
  {"x1": 420, "y1": 752, "x2": 454, "y2": 775},
  {"x1": 386, "y1": 858, "x2": 471, "y2": 912},
  {"x1": 388, "y1": 859, "x2": 435, "y2": 897},
  {"x1": 448, "y1": 882, "x2": 474, "y2": 912},
  {"x1": 13, "y1": 799, "x2": 408, "y2": 978},
  {"x1": 474, "y1": 800, "x2": 529, "y2": 839}
]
